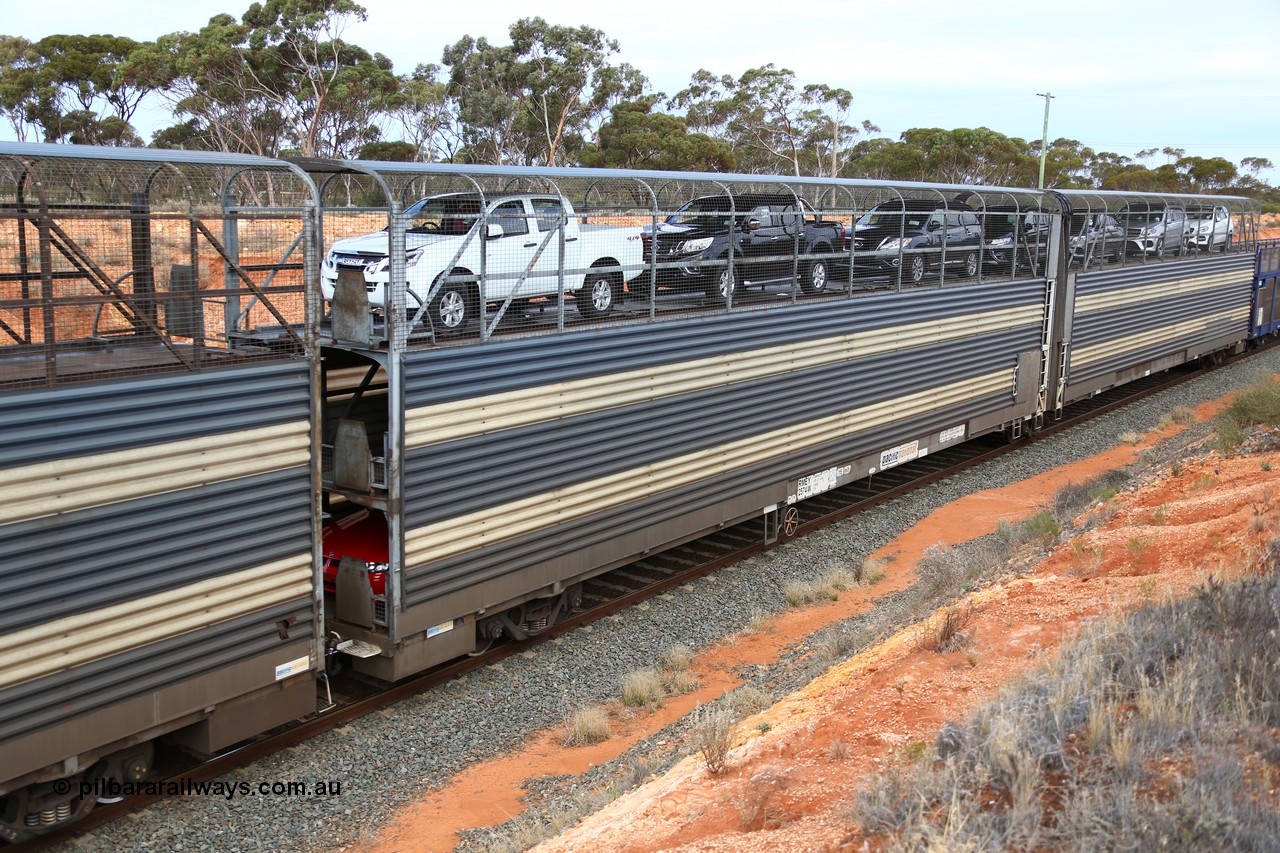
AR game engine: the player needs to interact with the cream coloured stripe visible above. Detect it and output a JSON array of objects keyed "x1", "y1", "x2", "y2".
[
  {"x1": 1075, "y1": 271, "x2": 1246, "y2": 315},
  {"x1": 0, "y1": 554, "x2": 311, "y2": 690},
  {"x1": 1071, "y1": 311, "x2": 1247, "y2": 369},
  {"x1": 405, "y1": 369, "x2": 1009, "y2": 567},
  {"x1": 0, "y1": 421, "x2": 310, "y2": 524},
  {"x1": 405, "y1": 305, "x2": 1042, "y2": 449}
]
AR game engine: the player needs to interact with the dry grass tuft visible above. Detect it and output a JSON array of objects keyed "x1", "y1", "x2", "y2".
[
  {"x1": 620, "y1": 668, "x2": 664, "y2": 707},
  {"x1": 784, "y1": 569, "x2": 854, "y2": 606},
  {"x1": 659, "y1": 644, "x2": 696, "y2": 672},
  {"x1": 731, "y1": 684, "x2": 774, "y2": 718},
  {"x1": 923, "y1": 603, "x2": 976, "y2": 653},
  {"x1": 562, "y1": 704, "x2": 612, "y2": 746},
  {"x1": 854, "y1": 556, "x2": 890, "y2": 586}
]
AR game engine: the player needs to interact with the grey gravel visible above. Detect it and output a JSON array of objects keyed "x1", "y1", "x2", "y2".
[{"x1": 61, "y1": 348, "x2": 1280, "y2": 853}]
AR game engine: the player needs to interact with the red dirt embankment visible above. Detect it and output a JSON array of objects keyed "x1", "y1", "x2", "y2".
[{"x1": 358, "y1": 393, "x2": 1277, "y2": 853}]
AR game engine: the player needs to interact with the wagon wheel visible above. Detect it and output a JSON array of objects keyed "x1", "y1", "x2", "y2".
[{"x1": 782, "y1": 506, "x2": 801, "y2": 538}]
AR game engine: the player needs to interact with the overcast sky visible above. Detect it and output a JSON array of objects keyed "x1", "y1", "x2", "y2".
[{"x1": 5, "y1": 0, "x2": 1279, "y2": 181}]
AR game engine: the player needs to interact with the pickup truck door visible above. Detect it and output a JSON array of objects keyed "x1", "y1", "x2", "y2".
[
  {"x1": 741, "y1": 205, "x2": 789, "y2": 283},
  {"x1": 481, "y1": 199, "x2": 541, "y2": 302},
  {"x1": 528, "y1": 197, "x2": 583, "y2": 291}
]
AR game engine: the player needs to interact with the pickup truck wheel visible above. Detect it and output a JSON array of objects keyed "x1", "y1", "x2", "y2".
[
  {"x1": 578, "y1": 270, "x2": 620, "y2": 319},
  {"x1": 961, "y1": 252, "x2": 979, "y2": 278},
  {"x1": 430, "y1": 283, "x2": 475, "y2": 334},
  {"x1": 800, "y1": 258, "x2": 829, "y2": 295},
  {"x1": 711, "y1": 263, "x2": 738, "y2": 305},
  {"x1": 907, "y1": 253, "x2": 927, "y2": 284}
]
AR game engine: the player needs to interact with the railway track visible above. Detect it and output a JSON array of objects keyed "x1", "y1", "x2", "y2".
[{"x1": 24, "y1": 346, "x2": 1254, "y2": 851}]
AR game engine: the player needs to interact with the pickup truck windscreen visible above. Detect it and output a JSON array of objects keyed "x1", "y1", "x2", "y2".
[{"x1": 404, "y1": 196, "x2": 482, "y2": 234}]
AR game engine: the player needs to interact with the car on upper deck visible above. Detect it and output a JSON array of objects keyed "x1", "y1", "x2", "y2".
[
  {"x1": 1184, "y1": 204, "x2": 1234, "y2": 252},
  {"x1": 1068, "y1": 212, "x2": 1126, "y2": 267},
  {"x1": 847, "y1": 199, "x2": 983, "y2": 283},
  {"x1": 321, "y1": 192, "x2": 644, "y2": 331},
  {"x1": 1121, "y1": 204, "x2": 1186, "y2": 259},
  {"x1": 638, "y1": 193, "x2": 844, "y2": 303}
]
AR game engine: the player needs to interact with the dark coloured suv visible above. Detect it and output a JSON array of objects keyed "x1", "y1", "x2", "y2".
[
  {"x1": 638, "y1": 194, "x2": 844, "y2": 302},
  {"x1": 848, "y1": 199, "x2": 983, "y2": 283},
  {"x1": 1068, "y1": 213, "x2": 1126, "y2": 267},
  {"x1": 979, "y1": 208, "x2": 1051, "y2": 275}
]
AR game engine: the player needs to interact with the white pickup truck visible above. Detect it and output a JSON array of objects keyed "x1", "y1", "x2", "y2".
[{"x1": 321, "y1": 192, "x2": 645, "y2": 331}]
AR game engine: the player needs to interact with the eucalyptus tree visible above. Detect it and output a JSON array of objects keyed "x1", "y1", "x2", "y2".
[
  {"x1": 1175, "y1": 155, "x2": 1238, "y2": 192},
  {"x1": 444, "y1": 17, "x2": 646, "y2": 166},
  {"x1": 669, "y1": 64, "x2": 869, "y2": 176},
  {"x1": 142, "y1": 0, "x2": 397, "y2": 157},
  {"x1": 0, "y1": 33, "x2": 153, "y2": 144},
  {"x1": 847, "y1": 127, "x2": 1036, "y2": 186},
  {"x1": 0, "y1": 36, "x2": 45, "y2": 142},
  {"x1": 387, "y1": 63, "x2": 461, "y2": 162},
  {"x1": 579, "y1": 99, "x2": 736, "y2": 172}
]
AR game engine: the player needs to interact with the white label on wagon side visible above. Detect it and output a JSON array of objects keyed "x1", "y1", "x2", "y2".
[
  {"x1": 275, "y1": 655, "x2": 311, "y2": 681},
  {"x1": 939, "y1": 424, "x2": 966, "y2": 444},
  {"x1": 879, "y1": 439, "x2": 919, "y2": 471},
  {"x1": 426, "y1": 619, "x2": 455, "y2": 638}
]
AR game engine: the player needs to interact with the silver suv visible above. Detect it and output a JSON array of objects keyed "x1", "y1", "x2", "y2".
[
  {"x1": 1122, "y1": 205, "x2": 1186, "y2": 259},
  {"x1": 1184, "y1": 204, "x2": 1233, "y2": 252}
]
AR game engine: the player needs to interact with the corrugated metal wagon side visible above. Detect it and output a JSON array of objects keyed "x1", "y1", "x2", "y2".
[
  {"x1": 390, "y1": 281, "x2": 1049, "y2": 651},
  {"x1": 307, "y1": 160, "x2": 1064, "y2": 680},
  {"x1": 1051, "y1": 191, "x2": 1260, "y2": 408},
  {"x1": 0, "y1": 143, "x2": 321, "y2": 842}
]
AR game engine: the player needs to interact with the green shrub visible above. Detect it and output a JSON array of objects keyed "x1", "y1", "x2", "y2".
[
  {"x1": 1024, "y1": 510, "x2": 1061, "y2": 543},
  {"x1": 1214, "y1": 374, "x2": 1280, "y2": 453}
]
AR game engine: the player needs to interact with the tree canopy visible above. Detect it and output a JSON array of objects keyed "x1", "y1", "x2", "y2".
[{"x1": 2, "y1": 3, "x2": 1275, "y2": 206}]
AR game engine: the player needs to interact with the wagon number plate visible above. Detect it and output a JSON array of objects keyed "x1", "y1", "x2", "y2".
[{"x1": 795, "y1": 464, "x2": 852, "y2": 501}]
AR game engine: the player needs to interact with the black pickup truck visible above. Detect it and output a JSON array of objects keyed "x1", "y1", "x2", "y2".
[{"x1": 637, "y1": 193, "x2": 845, "y2": 303}]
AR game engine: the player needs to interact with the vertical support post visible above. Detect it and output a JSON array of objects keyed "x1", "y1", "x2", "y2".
[
  {"x1": 478, "y1": 202, "x2": 489, "y2": 342},
  {"x1": 556, "y1": 203, "x2": 566, "y2": 334},
  {"x1": 37, "y1": 193, "x2": 56, "y2": 387},
  {"x1": 387, "y1": 198, "x2": 405, "y2": 353},
  {"x1": 384, "y1": 347, "x2": 403, "y2": 643},
  {"x1": 16, "y1": 179, "x2": 32, "y2": 343},
  {"x1": 130, "y1": 192, "x2": 156, "y2": 332},
  {"x1": 648, "y1": 204, "x2": 658, "y2": 321},
  {"x1": 222, "y1": 194, "x2": 241, "y2": 341},
  {"x1": 302, "y1": 199, "x2": 318, "y2": 355}
]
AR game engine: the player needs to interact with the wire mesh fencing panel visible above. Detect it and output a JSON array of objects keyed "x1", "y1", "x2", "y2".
[
  {"x1": 1056, "y1": 190, "x2": 1259, "y2": 271},
  {"x1": 310, "y1": 162, "x2": 1087, "y2": 352},
  {"x1": 0, "y1": 146, "x2": 319, "y2": 390}
]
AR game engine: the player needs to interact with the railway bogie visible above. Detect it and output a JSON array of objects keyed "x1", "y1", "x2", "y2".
[{"x1": 0, "y1": 141, "x2": 1268, "y2": 840}]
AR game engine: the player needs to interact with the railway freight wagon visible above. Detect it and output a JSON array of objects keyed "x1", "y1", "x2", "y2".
[
  {"x1": 0, "y1": 145, "x2": 323, "y2": 842},
  {"x1": 307, "y1": 161, "x2": 1067, "y2": 678},
  {"x1": 1049, "y1": 190, "x2": 1262, "y2": 411},
  {"x1": 0, "y1": 143, "x2": 1264, "y2": 842}
]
